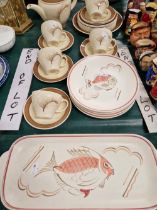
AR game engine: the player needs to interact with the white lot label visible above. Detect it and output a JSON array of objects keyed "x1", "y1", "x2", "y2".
[
  {"x1": 117, "y1": 45, "x2": 157, "y2": 133},
  {"x1": 0, "y1": 48, "x2": 38, "y2": 130}
]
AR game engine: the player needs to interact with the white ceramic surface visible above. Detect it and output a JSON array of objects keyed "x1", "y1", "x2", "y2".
[
  {"x1": 84, "y1": 0, "x2": 109, "y2": 21},
  {"x1": 0, "y1": 151, "x2": 9, "y2": 196},
  {"x1": 38, "y1": 47, "x2": 67, "y2": 75},
  {"x1": 79, "y1": 6, "x2": 116, "y2": 25},
  {"x1": 80, "y1": 38, "x2": 117, "y2": 57},
  {"x1": 67, "y1": 55, "x2": 139, "y2": 113},
  {"x1": 89, "y1": 28, "x2": 115, "y2": 54},
  {"x1": 1, "y1": 134, "x2": 157, "y2": 210},
  {"x1": 27, "y1": 0, "x2": 77, "y2": 26},
  {"x1": 41, "y1": 20, "x2": 67, "y2": 47},
  {"x1": 77, "y1": 11, "x2": 118, "y2": 32},
  {"x1": 71, "y1": 97, "x2": 135, "y2": 118},
  {"x1": 0, "y1": 25, "x2": 15, "y2": 53}
]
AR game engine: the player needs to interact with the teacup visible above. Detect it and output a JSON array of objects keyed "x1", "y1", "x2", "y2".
[
  {"x1": 31, "y1": 90, "x2": 68, "y2": 119},
  {"x1": 89, "y1": 28, "x2": 116, "y2": 54},
  {"x1": 41, "y1": 20, "x2": 67, "y2": 47},
  {"x1": 85, "y1": 0, "x2": 109, "y2": 21},
  {"x1": 38, "y1": 47, "x2": 67, "y2": 75}
]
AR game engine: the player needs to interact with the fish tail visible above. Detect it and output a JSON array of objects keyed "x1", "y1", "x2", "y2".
[{"x1": 34, "y1": 152, "x2": 57, "y2": 177}]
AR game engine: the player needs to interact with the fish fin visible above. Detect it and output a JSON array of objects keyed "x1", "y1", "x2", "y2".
[
  {"x1": 80, "y1": 189, "x2": 91, "y2": 197},
  {"x1": 67, "y1": 148, "x2": 92, "y2": 158}
]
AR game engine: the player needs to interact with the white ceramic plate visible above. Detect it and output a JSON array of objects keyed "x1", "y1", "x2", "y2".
[
  {"x1": 67, "y1": 55, "x2": 139, "y2": 113},
  {"x1": 71, "y1": 95, "x2": 135, "y2": 118},
  {"x1": 72, "y1": 11, "x2": 123, "y2": 34},
  {"x1": 1, "y1": 134, "x2": 157, "y2": 210},
  {"x1": 70, "y1": 91, "x2": 135, "y2": 115},
  {"x1": 79, "y1": 6, "x2": 116, "y2": 25}
]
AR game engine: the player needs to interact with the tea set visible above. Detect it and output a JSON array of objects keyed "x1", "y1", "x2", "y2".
[
  {"x1": 21, "y1": 0, "x2": 126, "y2": 128},
  {"x1": 23, "y1": 0, "x2": 157, "y2": 128}
]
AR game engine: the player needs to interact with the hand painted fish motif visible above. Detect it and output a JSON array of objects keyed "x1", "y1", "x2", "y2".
[
  {"x1": 52, "y1": 147, "x2": 114, "y2": 197},
  {"x1": 88, "y1": 74, "x2": 117, "y2": 90}
]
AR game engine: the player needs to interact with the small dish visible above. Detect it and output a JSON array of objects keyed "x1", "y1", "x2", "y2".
[
  {"x1": 72, "y1": 11, "x2": 123, "y2": 35},
  {"x1": 80, "y1": 38, "x2": 118, "y2": 57},
  {"x1": 33, "y1": 55, "x2": 73, "y2": 83},
  {"x1": 0, "y1": 25, "x2": 15, "y2": 53},
  {"x1": 0, "y1": 56, "x2": 10, "y2": 87},
  {"x1": 38, "y1": 31, "x2": 74, "y2": 51},
  {"x1": 23, "y1": 87, "x2": 72, "y2": 130}
]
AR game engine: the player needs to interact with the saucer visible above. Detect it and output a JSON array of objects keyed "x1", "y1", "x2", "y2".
[
  {"x1": 80, "y1": 6, "x2": 116, "y2": 25},
  {"x1": 0, "y1": 56, "x2": 10, "y2": 87},
  {"x1": 33, "y1": 55, "x2": 73, "y2": 83},
  {"x1": 80, "y1": 38, "x2": 118, "y2": 57},
  {"x1": 72, "y1": 11, "x2": 123, "y2": 35},
  {"x1": 38, "y1": 31, "x2": 74, "y2": 51},
  {"x1": 23, "y1": 87, "x2": 72, "y2": 130}
]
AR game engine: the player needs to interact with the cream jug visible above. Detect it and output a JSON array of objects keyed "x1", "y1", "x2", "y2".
[{"x1": 27, "y1": 0, "x2": 77, "y2": 26}]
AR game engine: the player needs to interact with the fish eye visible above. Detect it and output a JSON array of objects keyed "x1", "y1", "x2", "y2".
[{"x1": 104, "y1": 162, "x2": 109, "y2": 168}]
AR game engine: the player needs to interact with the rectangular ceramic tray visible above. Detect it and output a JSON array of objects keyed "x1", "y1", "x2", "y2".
[{"x1": 1, "y1": 134, "x2": 157, "y2": 210}]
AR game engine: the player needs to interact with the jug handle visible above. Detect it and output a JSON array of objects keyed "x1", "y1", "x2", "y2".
[{"x1": 71, "y1": 0, "x2": 77, "y2": 10}]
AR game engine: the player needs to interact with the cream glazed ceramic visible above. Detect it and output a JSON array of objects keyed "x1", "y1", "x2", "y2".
[
  {"x1": 38, "y1": 47, "x2": 67, "y2": 75},
  {"x1": 67, "y1": 55, "x2": 139, "y2": 113},
  {"x1": 89, "y1": 28, "x2": 116, "y2": 54},
  {"x1": 76, "y1": 11, "x2": 119, "y2": 33},
  {"x1": 23, "y1": 88, "x2": 72, "y2": 129},
  {"x1": 27, "y1": 0, "x2": 77, "y2": 26},
  {"x1": 41, "y1": 20, "x2": 67, "y2": 47},
  {"x1": 85, "y1": 0, "x2": 109, "y2": 21},
  {"x1": 80, "y1": 38, "x2": 117, "y2": 57},
  {"x1": 0, "y1": 134, "x2": 157, "y2": 210}
]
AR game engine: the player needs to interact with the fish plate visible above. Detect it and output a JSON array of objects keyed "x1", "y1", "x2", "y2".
[
  {"x1": 67, "y1": 55, "x2": 139, "y2": 113},
  {"x1": 0, "y1": 134, "x2": 157, "y2": 210}
]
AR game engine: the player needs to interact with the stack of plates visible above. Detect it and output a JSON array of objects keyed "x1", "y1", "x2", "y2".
[
  {"x1": 0, "y1": 56, "x2": 10, "y2": 87},
  {"x1": 67, "y1": 55, "x2": 139, "y2": 119},
  {"x1": 72, "y1": 6, "x2": 123, "y2": 34}
]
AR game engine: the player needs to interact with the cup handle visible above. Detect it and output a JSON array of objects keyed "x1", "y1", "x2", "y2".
[
  {"x1": 60, "y1": 31, "x2": 67, "y2": 42},
  {"x1": 71, "y1": 0, "x2": 77, "y2": 10},
  {"x1": 60, "y1": 55, "x2": 67, "y2": 68},
  {"x1": 56, "y1": 99, "x2": 69, "y2": 113}
]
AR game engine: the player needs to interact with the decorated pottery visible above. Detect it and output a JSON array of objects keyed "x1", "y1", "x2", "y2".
[
  {"x1": 27, "y1": 0, "x2": 77, "y2": 26},
  {"x1": 0, "y1": 134, "x2": 157, "y2": 210},
  {"x1": 130, "y1": 21, "x2": 151, "y2": 46},
  {"x1": 139, "y1": 51, "x2": 157, "y2": 71}
]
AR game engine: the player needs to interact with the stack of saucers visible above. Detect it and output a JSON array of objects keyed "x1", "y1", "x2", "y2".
[
  {"x1": 67, "y1": 55, "x2": 139, "y2": 119},
  {"x1": 72, "y1": 6, "x2": 123, "y2": 34}
]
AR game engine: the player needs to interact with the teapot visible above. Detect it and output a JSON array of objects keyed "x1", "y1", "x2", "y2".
[{"x1": 27, "y1": 0, "x2": 77, "y2": 26}]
